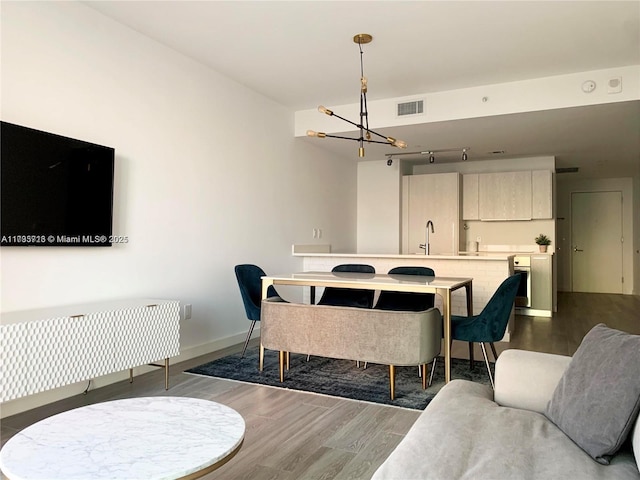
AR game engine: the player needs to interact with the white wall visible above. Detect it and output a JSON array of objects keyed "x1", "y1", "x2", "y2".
[
  {"x1": 356, "y1": 160, "x2": 401, "y2": 253},
  {"x1": 0, "y1": 2, "x2": 356, "y2": 413}
]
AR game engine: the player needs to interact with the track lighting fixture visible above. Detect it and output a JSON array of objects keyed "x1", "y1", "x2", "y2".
[
  {"x1": 387, "y1": 147, "x2": 471, "y2": 165},
  {"x1": 306, "y1": 34, "x2": 407, "y2": 158}
]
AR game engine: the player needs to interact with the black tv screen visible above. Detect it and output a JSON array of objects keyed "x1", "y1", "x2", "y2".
[{"x1": 1, "y1": 121, "x2": 115, "y2": 246}]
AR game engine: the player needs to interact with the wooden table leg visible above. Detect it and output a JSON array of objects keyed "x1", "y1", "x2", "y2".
[
  {"x1": 465, "y1": 282, "x2": 473, "y2": 316},
  {"x1": 439, "y1": 289, "x2": 452, "y2": 384}
]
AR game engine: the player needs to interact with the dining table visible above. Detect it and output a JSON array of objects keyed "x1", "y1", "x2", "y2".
[{"x1": 260, "y1": 271, "x2": 473, "y2": 384}]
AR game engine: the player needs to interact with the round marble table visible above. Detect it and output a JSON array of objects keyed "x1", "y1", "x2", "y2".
[{"x1": 0, "y1": 396, "x2": 245, "y2": 480}]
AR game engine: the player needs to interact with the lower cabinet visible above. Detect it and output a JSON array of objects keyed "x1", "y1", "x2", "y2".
[
  {"x1": 531, "y1": 255, "x2": 553, "y2": 311},
  {"x1": 0, "y1": 299, "x2": 180, "y2": 402}
]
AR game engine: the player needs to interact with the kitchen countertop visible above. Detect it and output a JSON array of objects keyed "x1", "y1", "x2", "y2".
[{"x1": 293, "y1": 252, "x2": 516, "y2": 261}]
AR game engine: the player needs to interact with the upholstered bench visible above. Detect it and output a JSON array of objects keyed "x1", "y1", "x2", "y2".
[{"x1": 260, "y1": 298, "x2": 442, "y2": 399}]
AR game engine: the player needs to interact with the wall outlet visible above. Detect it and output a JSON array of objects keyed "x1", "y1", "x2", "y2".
[{"x1": 184, "y1": 304, "x2": 192, "y2": 320}]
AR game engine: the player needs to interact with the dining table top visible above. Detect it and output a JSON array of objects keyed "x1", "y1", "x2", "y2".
[{"x1": 262, "y1": 271, "x2": 473, "y2": 291}]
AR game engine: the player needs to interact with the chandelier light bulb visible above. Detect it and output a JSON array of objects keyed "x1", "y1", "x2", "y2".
[
  {"x1": 318, "y1": 105, "x2": 333, "y2": 116},
  {"x1": 387, "y1": 137, "x2": 407, "y2": 149},
  {"x1": 306, "y1": 130, "x2": 326, "y2": 138}
]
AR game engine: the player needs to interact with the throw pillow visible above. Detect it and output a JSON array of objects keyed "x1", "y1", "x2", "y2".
[{"x1": 545, "y1": 323, "x2": 640, "y2": 464}]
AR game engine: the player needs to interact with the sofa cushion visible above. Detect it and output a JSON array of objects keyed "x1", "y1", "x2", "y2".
[
  {"x1": 372, "y1": 380, "x2": 639, "y2": 480},
  {"x1": 494, "y1": 349, "x2": 571, "y2": 414},
  {"x1": 545, "y1": 324, "x2": 640, "y2": 465}
]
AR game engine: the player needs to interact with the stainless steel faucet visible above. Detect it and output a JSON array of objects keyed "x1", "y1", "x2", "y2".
[{"x1": 419, "y1": 220, "x2": 435, "y2": 255}]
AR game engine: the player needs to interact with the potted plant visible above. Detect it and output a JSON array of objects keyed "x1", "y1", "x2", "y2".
[{"x1": 535, "y1": 234, "x2": 551, "y2": 252}]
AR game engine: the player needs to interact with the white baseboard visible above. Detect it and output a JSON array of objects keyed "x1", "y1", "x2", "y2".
[{"x1": 0, "y1": 328, "x2": 259, "y2": 419}]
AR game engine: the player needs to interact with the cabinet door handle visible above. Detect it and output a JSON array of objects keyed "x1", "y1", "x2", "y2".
[{"x1": 573, "y1": 246, "x2": 584, "y2": 252}]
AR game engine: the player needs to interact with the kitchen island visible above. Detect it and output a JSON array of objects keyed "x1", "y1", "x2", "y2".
[{"x1": 292, "y1": 250, "x2": 515, "y2": 340}]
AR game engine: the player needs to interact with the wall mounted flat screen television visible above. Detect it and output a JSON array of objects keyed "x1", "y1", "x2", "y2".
[{"x1": 1, "y1": 121, "x2": 115, "y2": 246}]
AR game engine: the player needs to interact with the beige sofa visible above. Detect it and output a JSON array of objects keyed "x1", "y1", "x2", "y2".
[
  {"x1": 372, "y1": 349, "x2": 640, "y2": 479},
  {"x1": 260, "y1": 298, "x2": 442, "y2": 399}
]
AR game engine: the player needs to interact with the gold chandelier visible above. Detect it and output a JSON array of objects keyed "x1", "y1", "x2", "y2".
[{"x1": 307, "y1": 34, "x2": 407, "y2": 158}]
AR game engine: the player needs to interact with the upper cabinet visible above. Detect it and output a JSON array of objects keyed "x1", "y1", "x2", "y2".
[
  {"x1": 462, "y1": 174, "x2": 479, "y2": 220},
  {"x1": 463, "y1": 170, "x2": 552, "y2": 221},
  {"x1": 479, "y1": 171, "x2": 532, "y2": 220},
  {"x1": 402, "y1": 172, "x2": 460, "y2": 254},
  {"x1": 531, "y1": 170, "x2": 553, "y2": 219}
]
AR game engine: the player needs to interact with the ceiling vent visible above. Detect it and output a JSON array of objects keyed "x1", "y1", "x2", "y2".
[
  {"x1": 397, "y1": 100, "x2": 424, "y2": 117},
  {"x1": 556, "y1": 167, "x2": 579, "y2": 174}
]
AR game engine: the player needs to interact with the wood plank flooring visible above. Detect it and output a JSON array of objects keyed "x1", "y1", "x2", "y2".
[{"x1": 2, "y1": 292, "x2": 639, "y2": 480}]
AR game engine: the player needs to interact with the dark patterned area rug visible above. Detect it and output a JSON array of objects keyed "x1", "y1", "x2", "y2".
[{"x1": 185, "y1": 346, "x2": 493, "y2": 410}]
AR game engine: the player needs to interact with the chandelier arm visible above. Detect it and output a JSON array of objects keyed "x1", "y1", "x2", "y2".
[
  {"x1": 323, "y1": 134, "x2": 396, "y2": 146},
  {"x1": 363, "y1": 139, "x2": 401, "y2": 146},
  {"x1": 365, "y1": 127, "x2": 396, "y2": 142},
  {"x1": 323, "y1": 134, "x2": 364, "y2": 142},
  {"x1": 330, "y1": 111, "x2": 363, "y2": 130},
  {"x1": 327, "y1": 109, "x2": 395, "y2": 143}
]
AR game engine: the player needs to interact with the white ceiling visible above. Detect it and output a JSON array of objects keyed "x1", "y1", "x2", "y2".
[{"x1": 85, "y1": 1, "x2": 640, "y2": 178}]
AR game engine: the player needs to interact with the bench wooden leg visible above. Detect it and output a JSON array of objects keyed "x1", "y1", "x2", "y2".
[
  {"x1": 389, "y1": 365, "x2": 395, "y2": 400},
  {"x1": 421, "y1": 364, "x2": 427, "y2": 389},
  {"x1": 279, "y1": 351, "x2": 285, "y2": 382}
]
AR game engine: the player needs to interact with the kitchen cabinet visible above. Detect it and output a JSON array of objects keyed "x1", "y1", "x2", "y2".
[
  {"x1": 531, "y1": 255, "x2": 552, "y2": 311},
  {"x1": 478, "y1": 171, "x2": 532, "y2": 220},
  {"x1": 532, "y1": 170, "x2": 553, "y2": 219},
  {"x1": 402, "y1": 173, "x2": 460, "y2": 254},
  {"x1": 462, "y1": 174, "x2": 479, "y2": 220}
]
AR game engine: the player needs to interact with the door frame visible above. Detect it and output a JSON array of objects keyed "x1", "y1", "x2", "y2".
[
  {"x1": 570, "y1": 190, "x2": 623, "y2": 293},
  {"x1": 558, "y1": 177, "x2": 633, "y2": 295}
]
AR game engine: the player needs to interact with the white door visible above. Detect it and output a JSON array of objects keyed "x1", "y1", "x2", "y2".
[{"x1": 571, "y1": 191, "x2": 623, "y2": 293}]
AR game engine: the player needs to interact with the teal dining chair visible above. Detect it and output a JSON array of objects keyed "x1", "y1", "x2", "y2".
[
  {"x1": 234, "y1": 264, "x2": 283, "y2": 357},
  {"x1": 450, "y1": 274, "x2": 521, "y2": 388},
  {"x1": 317, "y1": 264, "x2": 376, "y2": 308},
  {"x1": 374, "y1": 266, "x2": 435, "y2": 311},
  {"x1": 374, "y1": 266, "x2": 438, "y2": 386}
]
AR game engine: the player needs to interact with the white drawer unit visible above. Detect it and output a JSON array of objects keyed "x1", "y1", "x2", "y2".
[{"x1": 0, "y1": 299, "x2": 180, "y2": 402}]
